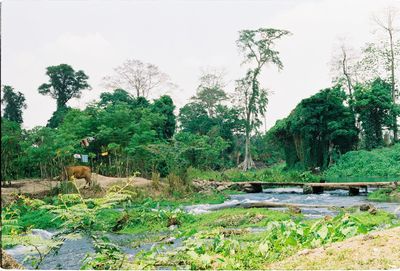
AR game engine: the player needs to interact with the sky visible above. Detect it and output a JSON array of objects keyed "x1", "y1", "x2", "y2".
[{"x1": 2, "y1": 0, "x2": 400, "y2": 130}]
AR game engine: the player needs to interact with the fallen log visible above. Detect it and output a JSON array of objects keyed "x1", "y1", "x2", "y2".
[{"x1": 240, "y1": 201, "x2": 336, "y2": 209}]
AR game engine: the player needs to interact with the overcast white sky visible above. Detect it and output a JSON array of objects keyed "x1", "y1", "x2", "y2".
[{"x1": 2, "y1": 0, "x2": 400, "y2": 130}]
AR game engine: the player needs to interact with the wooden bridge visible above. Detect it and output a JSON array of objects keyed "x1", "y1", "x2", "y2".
[{"x1": 231, "y1": 181, "x2": 398, "y2": 195}]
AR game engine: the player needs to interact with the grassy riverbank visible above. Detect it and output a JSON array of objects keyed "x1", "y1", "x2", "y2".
[{"x1": 2, "y1": 182, "x2": 399, "y2": 269}]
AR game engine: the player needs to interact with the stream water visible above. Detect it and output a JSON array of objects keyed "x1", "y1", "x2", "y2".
[
  {"x1": 7, "y1": 187, "x2": 400, "y2": 269},
  {"x1": 185, "y1": 188, "x2": 400, "y2": 219}
]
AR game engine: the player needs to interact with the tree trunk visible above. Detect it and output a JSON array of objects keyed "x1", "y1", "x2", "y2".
[
  {"x1": 240, "y1": 131, "x2": 255, "y2": 171},
  {"x1": 239, "y1": 68, "x2": 261, "y2": 171},
  {"x1": 389, "y1": 31, "x2": 398, "y2": 142}
]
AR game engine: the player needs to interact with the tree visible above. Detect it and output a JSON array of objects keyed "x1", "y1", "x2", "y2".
[
  {"x1": 1, "y1": 118, "x2": 23, "y2": 184},
  {"x1": 373, "y1": 6, "x2": 399, "y2": 105},
  {"x1": 99, "y1": 89, "x2": 135, "y2": 107},
  {"x1": 271, "y1": 86, "x2": 358, "y2": 170},
  {"x1": 191, "y1": 70, "x2": 228, "y2": 117},
  {"x1": 331, "y1": 42, "x2": 359, "y2": 103},
  {"x1": 103, "y1": 59, "x2": 173, "y2": 98},
  {"x1": 330, "y1": 42, "x2": 362, "y2": 135},
  {"x1": 1, "y1": 85, "x2": 27, "y2": 124},
  {"x1": 354, "y1": 78, "x2": 395, "y2": 150},
  {"x1": 38, "y1": 64, "x2": 90, "y2": 109},
  {"x1": 235, "y1": 28, "x2": 291, "y2": 171},
  {"x1": 47, "y1": 106, "x2": 72, "y2": 128},
  {"x1": 151, "y1": 95, "x2": 176, "y2": 139},
  {"x1": 357, "y1": 7, "x2": 400, "y2": 141}
]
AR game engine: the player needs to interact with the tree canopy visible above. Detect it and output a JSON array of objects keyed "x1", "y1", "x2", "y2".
[
  {"x1": 1, "y1": 85, "x2": 27, "y2": 124},
  {"x1": 38, "y1": 64, "x2": 91, "y2": 109}
]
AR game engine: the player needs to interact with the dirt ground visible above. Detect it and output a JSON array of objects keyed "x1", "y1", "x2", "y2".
[
  {"x1": 268, "y1": 226, "x2": 400, "y2": 270},
  {"x1": 1, "y1": 173, "x2": 153, "y2": 201}
]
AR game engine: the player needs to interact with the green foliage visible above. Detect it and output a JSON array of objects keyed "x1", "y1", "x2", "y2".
[
  {"x1": 235, "y1": 28, "x2": 291, "y2": 171},
  {"x1": 178, "y1": 102, "x2": 244, "y2": 164},
  {"x1": 187, "y1": 163, "x2": 321, "y2": 183},
  {"x1": 174, "y1": 132, "x2": 230, "y2": 170},
  {"x1": 251, "y1": 132, "x2": 285, "y2": 165},
  {"x1": 81, "y1": 236, "x2": 128, "y2": 270},
  {"x1": 99, "y1": 88, "x2": 135, "y2": 107},
  {"x1": 47, "y1": 105, "x2": 72, "y2": 128},
  {"x1": 271, "y1": 86, "x2": 358, "y2": 170},
  {"x1": 1, "y1": 118, "x2": 23, "y2": 183},
  {"x1": 191, "y1": 71, "x2": 228, "y2": 117},
  {"x1": 1, "y1": 85, "x2": 27, "y2": 124},
  {"x1": 367, "y1": 187, "x2": 400, "y2": 203},
  {"x1": 151, "y1": 95, "x2": 176, "y2": 139},
  {"x1": 324, "y1": 144, "x2": 400, "y2": 178},
  {"x1": 134, "y1": 212, "x2": 395, "y2": 269},
  {"x1": 354, "y1": 78, "x2": 396, "y2": 149},
  {"x1": 1, "y1": 195, "x2": 62, "y2": 235},
  {"x1": 38, "y1": 64, "x2": 90, "y2": 109}
]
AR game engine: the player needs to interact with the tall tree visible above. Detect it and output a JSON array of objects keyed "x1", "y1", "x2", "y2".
[
  {"x1": 103, "y1": 59, "x2": 173, "y2": 98},
  {"x1": 235, "y1": 28, "x2": 291, "y2": 171},
  {"x1": 1, "y1": 85, "x2": 27, "y2": 124},
  {"x1": 358, "y1": 7, "x2": 400, "y2": 141},
  {"x1": 38, "y1": 64, "x2": 90, "y2": 109},
  {"x1": 373, "y1": 6, "x2": 399, "y2": 105}
]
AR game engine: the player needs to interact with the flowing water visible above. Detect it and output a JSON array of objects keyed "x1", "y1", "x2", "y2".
[
  {"x1": 6, "y1": 187, "x2": 400, "y2": 269},
  {"x1": 185, "y1": 188, "x2": 400, "y2": 218}
]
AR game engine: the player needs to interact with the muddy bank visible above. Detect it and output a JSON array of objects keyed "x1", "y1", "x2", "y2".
[{"x1": 1, "y1": 174, "x2": 153, "y2": 203}]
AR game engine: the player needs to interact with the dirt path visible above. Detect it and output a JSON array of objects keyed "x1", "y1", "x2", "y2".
[
  {"x1": 1, "y1": 174, "x2": 153, "y2": 199},
  {"x1": 268, "y1": 226, "x2": 400, "y2": 270}
]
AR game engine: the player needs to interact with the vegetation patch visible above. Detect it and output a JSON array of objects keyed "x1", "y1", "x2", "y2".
[
  {"x1": 324, "y1": 144, "x2": 400, "y2": 179},
  {"x1": 368, "y1": 187, "x2": 400, "y2": 203},
  {"x1": 187, "y1": 164, "x2": 321, "y2": 183},
  {"x1": 133, "y1": 212, "x2": 399, "y2": 269}
]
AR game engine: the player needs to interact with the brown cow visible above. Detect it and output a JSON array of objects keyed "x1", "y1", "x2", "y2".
[{"x1": 62, "y1": 166, "x2": 92, "y2": 188}]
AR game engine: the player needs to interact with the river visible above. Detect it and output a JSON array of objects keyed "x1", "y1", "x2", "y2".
[{"x1": 6, "y1": 187, "x2": 400, "y2": 269}]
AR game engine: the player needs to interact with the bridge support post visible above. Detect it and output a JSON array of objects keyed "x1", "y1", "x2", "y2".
[
  {"x1": 303, "y1": 185, "x2": 323, "y2": 194},
  {"x1": 312, "y1": 186, "x2": 324, "y2": 194},
  {"x1": 303, "y1": 185, "x2": 313, "y2": 194},
  {"x1": 241, "y1": 183, "x2": 263, "y2": 193},
  {"x1": 349, "y1": 187, "x2": 360, "y2": 196}
]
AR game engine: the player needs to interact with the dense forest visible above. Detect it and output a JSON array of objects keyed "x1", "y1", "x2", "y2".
[{"x1": 2, "y1": 23, "x2": 399, "y2": 185}]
